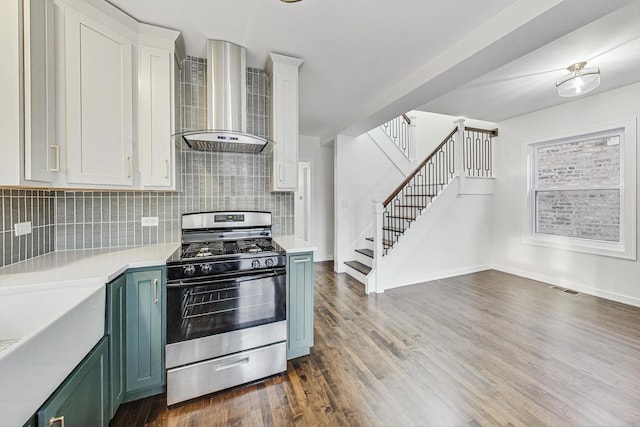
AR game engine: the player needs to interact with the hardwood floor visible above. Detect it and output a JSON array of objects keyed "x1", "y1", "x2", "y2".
[{"x1": 111, "y1": 263, "x2": 640, "y2": 426}]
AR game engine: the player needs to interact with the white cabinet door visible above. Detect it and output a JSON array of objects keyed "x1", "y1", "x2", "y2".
[
  {"x1": 267, "y1": 53, "x2": 303, "y2": 192},
  {"x1": 24, "y1": 0, "x2": 56, "y2": 183},
  {"x1": 138, "y1": 44, "x2": 173, "y2": 188},
  {"x1": 64, "y1": 7, "x2": 134, "y2": 186}
]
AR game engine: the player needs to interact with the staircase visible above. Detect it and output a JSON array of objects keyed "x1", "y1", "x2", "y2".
[
  {"x1": 344, "y1": 237, "x2": 374, "y2": 283},
  {"x1": 343, "y1": 119, "x2": 498, "y2": 292}
]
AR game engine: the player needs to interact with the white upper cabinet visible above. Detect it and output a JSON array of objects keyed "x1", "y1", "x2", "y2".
[
  {"x1": 24, "y1": 0, "x2": 56, "y2": 183},
  {"x1": 138, "y1": 25, "x2": 182, "y2": 190},
  {"x1": 0, "y1": 0, "x2": 181, "y2": 190},
  {"x1": 266, "y1": 53, "x2": 303, "y2": 192},
  {"x1": 62, "y1": 5, "x2": 134, "y2": 187},
  {"x1": 0, "y1": 0, "x2": 56, "y2": 186}
]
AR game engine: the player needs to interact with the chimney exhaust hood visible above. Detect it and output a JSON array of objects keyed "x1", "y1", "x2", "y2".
[{"x1": 180, "y1": 40, "x2": 271, "y2": 153}]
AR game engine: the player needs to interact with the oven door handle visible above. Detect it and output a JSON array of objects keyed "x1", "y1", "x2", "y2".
[{"x1": 166, "y1": 269, "x2": 285, "y2": 288}]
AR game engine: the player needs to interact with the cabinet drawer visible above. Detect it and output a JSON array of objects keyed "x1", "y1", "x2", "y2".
[{"x1": 166, "y1": 342, "x2": 286, "y2": 405}]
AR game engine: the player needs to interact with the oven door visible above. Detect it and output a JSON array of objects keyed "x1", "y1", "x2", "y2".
[{"x1": 166, "y1": 268, "x2": 286, "y2": 345}]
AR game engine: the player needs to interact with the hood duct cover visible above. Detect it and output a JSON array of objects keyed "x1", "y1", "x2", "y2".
[{"x1": 180, "y1": 40, "x2": 271, "y2": 153}]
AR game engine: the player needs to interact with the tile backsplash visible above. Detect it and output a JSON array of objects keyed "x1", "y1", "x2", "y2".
[
  {"x1": 0, "y1": 190, "x2": 55, "y2": 266},
  {"x1": 0, "y1": 56, "x2": 293, "y2": 267}
]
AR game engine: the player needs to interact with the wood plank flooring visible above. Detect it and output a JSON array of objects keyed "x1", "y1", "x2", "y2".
[{"x1": 111, "y1": 264, "x2": 640, "y2": 426}]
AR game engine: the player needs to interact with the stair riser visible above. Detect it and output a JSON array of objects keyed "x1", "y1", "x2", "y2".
[
  {"x1": 365, "y1": 239, "x2": 374, "y2": 251},
  {"x1": 354, "y1": 251, "x2": 373, "y2": 268},
  {"x1": 344, "y1": 264, "x2": 368, "y2": 285}
]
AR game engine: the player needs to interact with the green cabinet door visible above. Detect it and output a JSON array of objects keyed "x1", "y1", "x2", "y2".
[
  {"x1": 38, "y1": 337, "x2": 109, "y2": 427},
  {"x1": 125, "y1": 268, "x2": 165, "y2": 395},
  {"x1": 107, "y1": 275, "x2": 126, "y2": 418},
  {"x1": 287, "y1": 252, "x2": 314, "y2": 359}
]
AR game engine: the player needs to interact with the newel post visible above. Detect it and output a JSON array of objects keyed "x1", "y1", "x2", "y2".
[
  {"x1": 408, "y1": 115, "x2": 417, "y2": 164},
  {"x1": 453, "y1": 118, "x2": 465, "y2": 193},
  {"x1": 371, "y1": 200, "x2": 384, "y2": 294}
]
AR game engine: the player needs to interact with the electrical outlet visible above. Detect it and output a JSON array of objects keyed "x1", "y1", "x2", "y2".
[
  {"x1": 141, "y1": 216, "x2": 159, "y2": 227},
  {"x1": 14, "y1": 221, "x2": 32, "y2": 236}
]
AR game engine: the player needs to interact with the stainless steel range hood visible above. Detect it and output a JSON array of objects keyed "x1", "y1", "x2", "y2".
[{"x1": 180, "y1": 40, "x2": 270, "y2": 153}]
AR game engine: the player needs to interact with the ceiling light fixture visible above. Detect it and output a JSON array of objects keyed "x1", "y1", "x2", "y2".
[
  {"x1": 556, "y1": 62, "x2": 600, "y2": 97},
  {"x1": 280, "y1": 0, "x2": 302, "y2": 2}
]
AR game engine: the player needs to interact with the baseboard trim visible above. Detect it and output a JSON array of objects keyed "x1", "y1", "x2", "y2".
[
  {"x1": 492, "y1": 263, "x2": 640, "y2": 308},
  {"x1": 380, "y1": 264, "x2": 492, "y2": 292}
]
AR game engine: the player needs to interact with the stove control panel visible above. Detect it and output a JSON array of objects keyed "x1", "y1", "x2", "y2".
[{"x1": 167, "y1": 254, "x2": 287, "y2": 282}]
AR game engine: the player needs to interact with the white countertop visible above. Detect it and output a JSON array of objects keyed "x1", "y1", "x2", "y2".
[
  {"x1": 0, "y1": 243, "x2": 179, "y2": 290},
  {"x1": 0, "y1": 243, "x2": 178, "y2": 427},
  {"x1": 274, "y1": 235, "x2": 317, "y2": 254}
]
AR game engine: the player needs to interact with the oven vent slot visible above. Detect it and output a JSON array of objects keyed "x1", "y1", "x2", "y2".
[{"x1": 549, "y1": 285, "x2": 581, "y2": 296}]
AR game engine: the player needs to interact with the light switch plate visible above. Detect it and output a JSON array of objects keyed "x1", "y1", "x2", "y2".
[
  {"x1": 141, "y1": 216, "x2": 159, "y2": 227},
  {"x1": 14, "y1": 221, "x2": 32, "y2": 236}
]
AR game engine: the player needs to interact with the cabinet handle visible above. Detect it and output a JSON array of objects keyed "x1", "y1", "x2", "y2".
[
  {"x1": 49, "y1": 416, "x2": 64, "y2": 427},
  {"x1": 215, "y1": 357, "x2": 249, "y2": 371},
  {"x1": 278, "y1": 165, "x2": 283, "y2": 182},
  {"x1": 164, "y1": 159, "x2": 169, "y2": 179},
  {"x1": 127, "y1": 156, "x2": 133, "y2": 178},
  {"x1": 292, "y1": 258, "x2": 311, "y2": 263},
  {"x1": 50, "y1": 145, "x2": 60, "y2": 172},
  {"x1": 153, "y1": 278, "x2": 158, "y2": 304}
]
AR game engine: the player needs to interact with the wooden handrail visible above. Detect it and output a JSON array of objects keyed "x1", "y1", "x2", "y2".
[
  {"x1": 401, "y1": 113, "x2": 412, "y2": 126},
  {"x1": 383, "y1": 127, "x2": 457, "y2": 207},
  {"x1": 465, "y1": 126, "x2": 498, "y2": 137}
]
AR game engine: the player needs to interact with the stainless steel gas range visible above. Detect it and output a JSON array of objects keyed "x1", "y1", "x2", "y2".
[{"x1": 165, "y1": 211, "x2": 287, "y2": 406}]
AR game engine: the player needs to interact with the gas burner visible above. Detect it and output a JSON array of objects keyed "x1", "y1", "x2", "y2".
[
  {"x1": 237, "y1": 238, "x2": 274, "y2": 254},
  {"x1": 182, "y1": 241, "x2": 225, "y2": 259}
]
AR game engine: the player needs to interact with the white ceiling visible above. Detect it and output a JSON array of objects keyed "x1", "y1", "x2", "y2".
[
  {"x1": 107, "y1": 0, "x2": 638, "y2": 140},
  {"x1": 419, "y1": 1, "x2": 640, "y2": 122}
]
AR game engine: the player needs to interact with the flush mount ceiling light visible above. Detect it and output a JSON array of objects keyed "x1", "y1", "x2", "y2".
[
  {"x1": 556, "y1": 62, "x2": 600, "y2": 97},
  {"x1": 280, "y1": 0, "x2": 302, "y2": 2}
]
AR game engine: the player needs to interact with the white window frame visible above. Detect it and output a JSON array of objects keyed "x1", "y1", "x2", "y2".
[{"x1": 522, "y1": 120, "x2": 636, "y2": 260}]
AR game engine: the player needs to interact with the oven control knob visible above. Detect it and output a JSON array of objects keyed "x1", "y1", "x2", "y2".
[
  {"x1": 265, "y1": 258, "x2": 274, "y2": 267},
  {"x1": 251, "y1": 260, "x2": 261, "y2": 269},
  {"x1": 201, "y1": 264, "x2": 213, "y2": 274},
  {"x1": 183, "y1": 265, "x2": 196, "y2": 276}
]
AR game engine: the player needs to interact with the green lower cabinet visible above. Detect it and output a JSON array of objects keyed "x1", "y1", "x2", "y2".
[
  {"x1": 124, "y1": 268, "x2": 166, "y2": 398},
  {"x1": 107, "y1": 275, "x2": 126, "y2": 419},
  {"x1": 37, "y1": 337, "x2": 109, "y2": 427},
  {"x1": 286, "y1": 252, "x2": 314, "y2": 359}
]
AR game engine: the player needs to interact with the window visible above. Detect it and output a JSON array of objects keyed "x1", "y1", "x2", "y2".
[{"x1": 524, "y1": 122, "x2": 636, "y2": 259}]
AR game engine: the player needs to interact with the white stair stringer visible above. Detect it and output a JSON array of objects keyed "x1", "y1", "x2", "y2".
[
  {"x1": 367, "y1": 127, "x2": 415, "y2": 176},
  {"x1": 373, "y1": 176, "x2": 494, "y2": 293}
]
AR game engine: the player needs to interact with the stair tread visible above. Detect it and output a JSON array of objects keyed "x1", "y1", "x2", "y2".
[
  {"x1": 386, "y1": 214, "x2": 416, "y2": 220},
  {"x1": 355, "y1": 248, "x2": 373, "y2": 258},
  {"x1": 402, "y1": 194, "x2": 436, "y2": 197},
  {"x1": 383, "y1": 226, "x2": 405, "y2": 233},
  {"x1": 390, "y1": 204, "x2": 426, "y2": 209},
  {"x1": 364, "y1": 237, "x2": 393, "y2": 247},
  {"x1": 345, "y1": 260, "x2": 372, "y2": 275}
]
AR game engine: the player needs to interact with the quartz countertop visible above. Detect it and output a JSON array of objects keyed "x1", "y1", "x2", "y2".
[
  {"x1": 274, "y1": 236, "x2": 317, "y2": 254},
  {"x1": 0, "y1": 243, "x2": 179, "y2": 289}
]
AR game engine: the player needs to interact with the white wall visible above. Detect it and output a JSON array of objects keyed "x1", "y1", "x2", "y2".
[
  {"x1": 299, "y1": 135, "x2": 334, "y2": 262},
  {"x1": 334, "y1": 133, "x2": 405, "y2": 272},
  {"x1": 492, "y1": 82, "x2": 640, "y2": 307}
]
